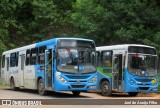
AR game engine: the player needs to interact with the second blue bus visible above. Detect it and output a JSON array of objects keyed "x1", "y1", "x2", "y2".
[{"x1": 96, "y1": 44, "x2": 158, "y2": 96}]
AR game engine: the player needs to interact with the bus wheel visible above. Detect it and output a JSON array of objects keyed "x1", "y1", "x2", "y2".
[
  {"x1": 128, "y1": 92, "x2": 138, "y2": 96},
  {"x1": 10, "y1": 78, "x2": 18, "y2": 91},
  {"x1": 38, "y1": 79, "x2": 47, "y2": 95},
  {"x1": 101, "y1": 81, "x2": 112, "y2": 96},
  {"x1": 72, "y1": 91, "x2": 80, "y2": 96}
]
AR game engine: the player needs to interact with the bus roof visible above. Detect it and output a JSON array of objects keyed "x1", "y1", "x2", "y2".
[
  {"x1": 3, "y1": 37, "x2": 94, "y2": 55},
  {"x1": 96, "y1": 44, "x2": 155, "y2": 51}
]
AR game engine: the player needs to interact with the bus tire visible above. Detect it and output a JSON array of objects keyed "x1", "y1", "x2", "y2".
[
  {"x1": 101, "y1": 81, "x2": 112, "y2": 96},
  {"x1": 38, "y1": 79, "x2": 47, "y2": 96},
  {"x1": 128, "y1": 92, "x2": 138, "y2": 96},
  {"x1": 10, "y1": 78, "x2": 18, "y2": 91},
  {"x1": 72, "y1": 91, "x2": 80, "y2": 96}
]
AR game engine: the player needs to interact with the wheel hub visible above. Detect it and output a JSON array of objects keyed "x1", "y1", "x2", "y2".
[
  {"x1": 39, "y1": 83, "x2": 43, "y2": 92},
  {"x1": 103, "y1": 85, "x2": 108, "y2": 92}
]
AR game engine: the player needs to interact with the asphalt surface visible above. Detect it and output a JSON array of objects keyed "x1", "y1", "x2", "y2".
[{"x1": 0, "y1": 87, "x2": 160, "y2": 108}]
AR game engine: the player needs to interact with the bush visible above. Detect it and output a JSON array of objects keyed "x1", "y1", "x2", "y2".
[
  {"x1": 0, "y1": 79, "x2": 4, "y2": 87},
  {"x1": 0, "y1": 79, "x2": 7, "y2": 88}
]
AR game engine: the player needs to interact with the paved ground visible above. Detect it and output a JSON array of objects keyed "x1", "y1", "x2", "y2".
[
  {"x1": 0, "y1": 88, "x2": 160, "y2": 99},
  {"x1": 0, "y1": 87, "x2": 160, "y2": 108}
]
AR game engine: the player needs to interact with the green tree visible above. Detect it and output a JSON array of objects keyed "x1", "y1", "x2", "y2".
[
  {"x1": 71, "y1": 0, "x2": 160, "y2": 47},
  {"x1": 0, "y1": 0, "x2": 75, "y2": 50}
]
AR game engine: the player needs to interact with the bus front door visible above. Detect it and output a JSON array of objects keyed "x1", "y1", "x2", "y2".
[
  {"x1": 45, "y1": 49, "x2": 52, "y2": 90},
  {"x1": 112, "y1": 54, "x2": 123, "y2": 91}
]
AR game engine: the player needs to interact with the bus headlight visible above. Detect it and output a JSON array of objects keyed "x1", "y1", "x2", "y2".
[
  {"x1": 56, "y1": 72, "x2": 67, "y2": 83},
  {"x1": 89, "y1": 76, "x2": 97, "y2": 83},
  {"x1": 151, "y1": 77, "x2": 156, "y2": 84},
  {"x1": 128, "y1": 78, "x2": 135, "y2": 85}
]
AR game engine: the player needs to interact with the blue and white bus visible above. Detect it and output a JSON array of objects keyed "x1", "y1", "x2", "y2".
[
  {"x1": 1, "y1": 38, "x2": 97, "y2": 96},
  {"x1": 96, "y1": 44, "x2": 158, "y2": 96}
]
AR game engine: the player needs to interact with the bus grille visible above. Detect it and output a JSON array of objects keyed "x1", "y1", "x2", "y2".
[
  {"x1": 138, "y1": 87, "x2": 150, "y2": 90},
  {"x1": 135, "y1": 79, "x2": 152, "y2": 82},
  {"x1": 71, "y1": 85, "x2": 85, "y2": 88},
  {"x1": 69, "y1": 80, "x2": 87, "y2": 82},
  {"x1": 65, "y1": 75, "x2": 90, "y2": 79}
]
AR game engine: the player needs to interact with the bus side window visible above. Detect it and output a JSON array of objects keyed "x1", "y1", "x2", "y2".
[
  {"x1": 26, "y1": 49, "x2": 30, "y2": 66},
  {"x1": 102, "y1": 51, "x2": 112, "y2": 67},
  {"x1": 30, "y1": 48, "x2": 38, "y2": 65},
  {"x1": 2, "y1": 55, "x2": 5, "y2": 68},
  {"x1": 10, "y1": 52, "x2": 17, "y2": 67},
  {"x1": 96, "y1": 51, "x2": 101, "y2": 66},
  {"x1": 38, "y1": 46, "x2": 46, "y2": 64}
]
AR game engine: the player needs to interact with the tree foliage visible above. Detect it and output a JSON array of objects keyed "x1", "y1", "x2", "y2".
[
  {"x1": 71, "y1": 0, "x2": 160, "y2": 48},
  {"x1": 0, "y1": 0, "x2": 75, "y2": 52},
  {"x1": 0, "y1": 0, "x2": 160, "y2": 55}
]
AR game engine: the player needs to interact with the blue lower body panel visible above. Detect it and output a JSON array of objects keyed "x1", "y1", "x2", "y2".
[
  {"x1": 125, "y1": 82, "x2": 158, "y2": 93},
  {"x1": 53, "y1": 72, "x2": 97, "y2": 91},
  {"x1": 54, "y1": 79, "x2": 97, "y2": 91}
]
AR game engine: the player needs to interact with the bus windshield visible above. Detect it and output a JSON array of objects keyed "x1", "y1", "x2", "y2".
[
  {"x1": 57, "y1": 48, "x2": 96, "y2": 73},
  {"x1": 128, "y1": 54, "x2": 158, "y2": 76}
]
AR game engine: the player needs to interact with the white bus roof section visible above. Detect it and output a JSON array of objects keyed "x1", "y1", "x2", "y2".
[
  {"x1": 3, "y1": 44, "x2": 36, "y2": 55},
  {"x1": 2, "y1": 38, "x2": 95, "y2": 55},
  {"x1": 96, "y1": 44, "x2": 155, "y2": 51}
]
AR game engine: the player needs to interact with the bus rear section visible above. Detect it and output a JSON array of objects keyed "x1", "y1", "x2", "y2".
[{"x1": 96, "y1": 44, "x2": 158, "y2": 96}]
